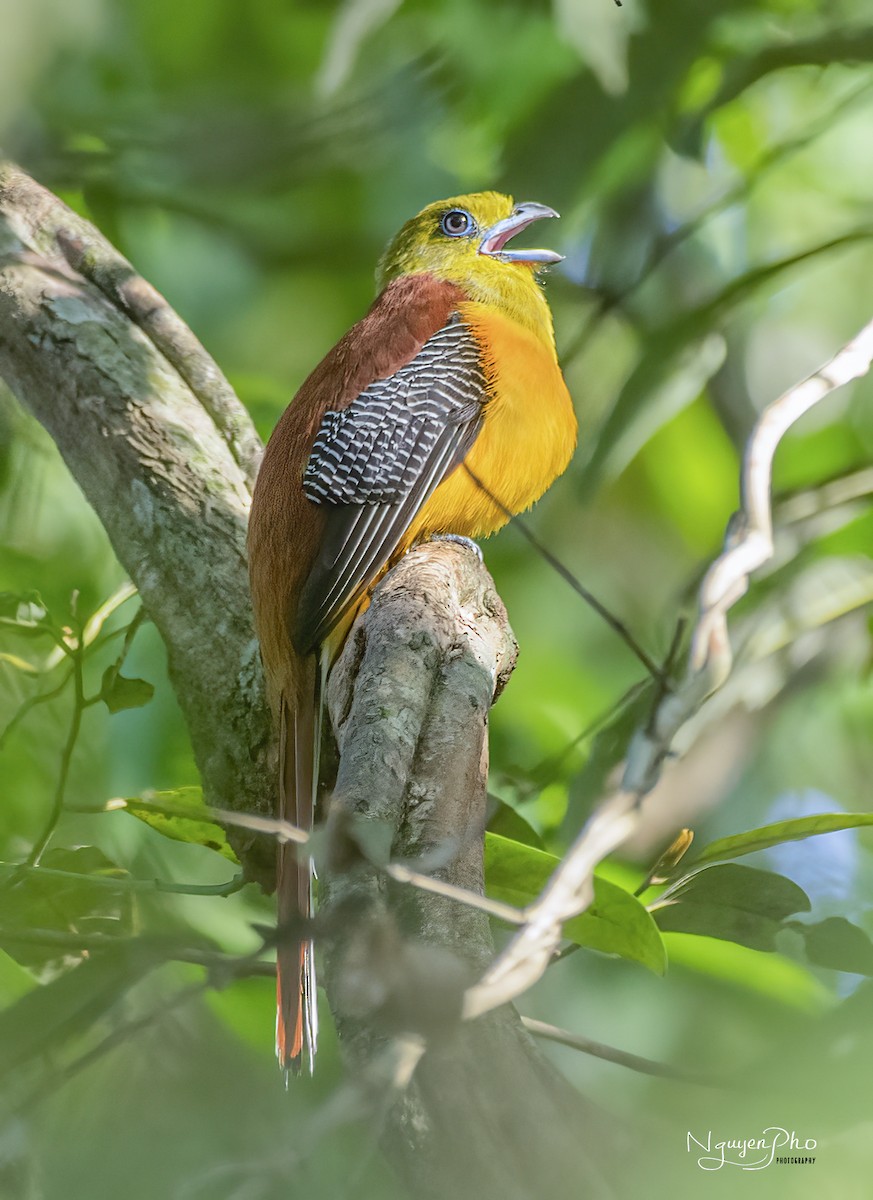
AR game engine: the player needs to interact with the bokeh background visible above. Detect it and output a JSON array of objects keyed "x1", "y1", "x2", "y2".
[{"x1": 2, "y1": 0, "x2": 873, "y2": 1196}]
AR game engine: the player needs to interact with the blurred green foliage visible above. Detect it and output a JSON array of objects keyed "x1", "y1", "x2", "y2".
[{"x1": 2, "y1": 0, "x2": 873, "y2": 1196}]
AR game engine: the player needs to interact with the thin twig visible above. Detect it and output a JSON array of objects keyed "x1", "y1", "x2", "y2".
[
  {"x1": 0, "y1": 666, "x2": 73, "y2": 750},
  {"x1": 514, "y1": 680, "x2": 650, "y2": 798},
  {"x1": 773, "y1": 464, "x2": 873, "y2": 525},
  {"x1": 41, "y1": 581, "x2": 139, "y2": 673},
  {"x1": 522, "y1": 1017, "x2": 718, "y2": 1085},
  {"x1": 462, "y1": 464, "x2": 664, "y2": 681},
  {"x1": 384, "y1": 861, "x2": 524, "y2": 925},
  {"x1": 213, "y1": 805, "x2": 528, "y2": 924},
  {"x1": 0, "y1": 927, "x2": 270, "y2": 975},
  {"x1": 27, "y1": 627, "x2": 86, "y2": 866},
  {"x1": 463, "y1": 314, "x2": 873, "y2": 1022},
  {"x1": 207, "y1": 805, "x2": 310, "y2": 845},
  {"x1": 0, "y1": 861, "x2": 245, "y2": 896},
  {"x1": 508, "y1": 607, "x2": 685, "y2": 804}
]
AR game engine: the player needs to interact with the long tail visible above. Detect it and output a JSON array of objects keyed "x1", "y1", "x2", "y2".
[{"x1": 276, "y1": 653, "x2": 322, "y2": 1077}]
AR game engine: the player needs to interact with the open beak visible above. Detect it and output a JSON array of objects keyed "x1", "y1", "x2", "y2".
[{"x1": 478, "y1": 202, "x2": 563, "y2": 264}]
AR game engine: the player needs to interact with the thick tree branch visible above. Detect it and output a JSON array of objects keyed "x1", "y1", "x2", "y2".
[
  {"x1": 0, "y1": 164, "x2": 262, "y2": 488},
  {"x1": 321, "y1": 541, "x2": 615, "y2": 1200},
  {"x1": 0, "y1": 161, "x2": 273, "y2": 882}
]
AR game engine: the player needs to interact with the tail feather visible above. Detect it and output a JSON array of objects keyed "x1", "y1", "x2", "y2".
[{"x1": 276, "y1": 656, "x2": 321, "y2": 1076}]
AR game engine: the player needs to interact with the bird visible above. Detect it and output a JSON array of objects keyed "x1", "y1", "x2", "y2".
[{"x1": 247, "y1": 191, "x2": 577, "y2": 1076}]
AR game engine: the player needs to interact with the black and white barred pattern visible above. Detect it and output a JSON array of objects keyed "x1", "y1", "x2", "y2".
[{"x1": 303, "y1": 315, "x2": 485, "y2": 505}]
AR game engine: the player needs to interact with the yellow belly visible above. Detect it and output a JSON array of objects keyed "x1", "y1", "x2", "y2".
[{"x1": 409, "y1": 302, "x2": 577, "y2": 541}]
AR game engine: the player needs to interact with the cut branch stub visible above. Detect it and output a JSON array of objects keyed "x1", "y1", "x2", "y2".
[{"x1": 326, "y1": 538, "x2": 518, "y2": 972}]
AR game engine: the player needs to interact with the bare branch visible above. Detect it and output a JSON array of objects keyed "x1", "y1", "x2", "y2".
[
  {"x1": 463, "y1": 315, "x2": 873, "y2": 1022},
  {"x1": 0, "y1": 861, "x2": 244, "y2": 896},
  {"x1": 522, "y1": 1017, "x2": 717, "y2": 1084},
  {"x1": 383, "y1": 860, "x2": 524, "y2": 926}
]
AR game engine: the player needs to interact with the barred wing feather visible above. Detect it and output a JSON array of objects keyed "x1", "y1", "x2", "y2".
[{"x1": 294, "y1": 315, "x2": 486, "y2": 652}]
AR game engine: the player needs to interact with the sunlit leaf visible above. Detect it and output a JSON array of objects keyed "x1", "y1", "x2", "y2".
[
  {"x1": 0, "y1": 591, "x2": 58, "y2": 640},
  {"x1": 563, "y1": 879, "x2": 667, "y2": 975},
  {"x1": 0, "y1": 591, "x2": 47, "y2": 625},
  {"x1": 662, "y1": 933, "x2": 830, "y2": 1013},
  {"x1": 81, "y1": 582, "x2": 138, "y2": 647},
  {"x1": 688, "y1": 813, "x2": 873, "y2": 870},
  {"x1": 43, "y1": 581, "x2": 140, "y2": 671},
  {"x1": 120, "y1": 788, "x2": 238, "y2": 863},
  {"x1": 484, "y1": 833, "x2": 666, "y2": 974}
]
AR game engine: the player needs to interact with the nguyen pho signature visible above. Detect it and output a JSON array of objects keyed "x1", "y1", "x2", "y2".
[{"x1": 687, "y1": 1128, "x2": 817, "y2": 1170}]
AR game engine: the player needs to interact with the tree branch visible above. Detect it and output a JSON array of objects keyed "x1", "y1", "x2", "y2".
[
  {"x1": 0, "y1": 164, "x2": 262, "y2": 488},
  {"x1": 462, "y1": 314, "x2": 873, "y2": 1023},
  {"x1": 321, "y1": 540, "x2": 616, "y2": 1200},
  {"x1": 0, "y1": 161, "x2": 274, "y2": 883}
]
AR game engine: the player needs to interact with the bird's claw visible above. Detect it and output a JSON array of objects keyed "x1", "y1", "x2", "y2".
[{"x1": 430, "y1": 533, "x2": 484, "y2": 562}]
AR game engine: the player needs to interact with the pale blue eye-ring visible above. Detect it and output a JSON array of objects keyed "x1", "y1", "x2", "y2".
[{"x1": 440, "y1": 209, "x2": 474, "y2": 237}]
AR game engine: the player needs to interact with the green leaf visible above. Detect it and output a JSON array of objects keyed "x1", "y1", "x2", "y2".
[
  {"x1": 41, "y1": 582, "x2": 140, "y2": 672},
  {"x1": 791, "y1": 917, "x2": 873, "y2": 977},
  {"x1": 100, "y1": 666, "x2": 155, "y2": 713},
  {"x1": 563, "y1": 879, "x2": 667, "y2": 975},
  {"x1": 0, "y1": 950, "x2": 36, "y2": 1008},
  {"x1": 486, "y1": 797, "x2": 546, "y2": 850},
  {"x1": 484, "y1": 833, "x2": 666, "y2": 975},
  {"x1": 651, "y1": 863, "x2": 811, "y2": 952},
  {"x1": 0, "y1": 847, "x2": 134, "y2": 973},
  {"x1": 120, "y1": 787, "x2": 238, "y2": 863},
  {"x1": 687, "y1": 813, "x2": 873, "y2": 871}
]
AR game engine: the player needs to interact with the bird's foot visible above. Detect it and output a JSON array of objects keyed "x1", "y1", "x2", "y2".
[{"x1": 430, "y1": 533, "x2": 484, "y2": 562}]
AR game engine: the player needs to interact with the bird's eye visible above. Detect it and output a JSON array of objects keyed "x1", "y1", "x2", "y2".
[{"x1": 440, "y1": 209, "x2": 474, "y2": 238}]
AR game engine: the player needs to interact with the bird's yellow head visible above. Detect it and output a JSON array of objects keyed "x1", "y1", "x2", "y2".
[{"x1": 377, "y1": 191, "x2": 563, "y2": 346}]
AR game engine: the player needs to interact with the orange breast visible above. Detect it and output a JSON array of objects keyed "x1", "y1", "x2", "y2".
[{"x1": 408, "y1": 302, "x2": 577, "y2": 541}]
